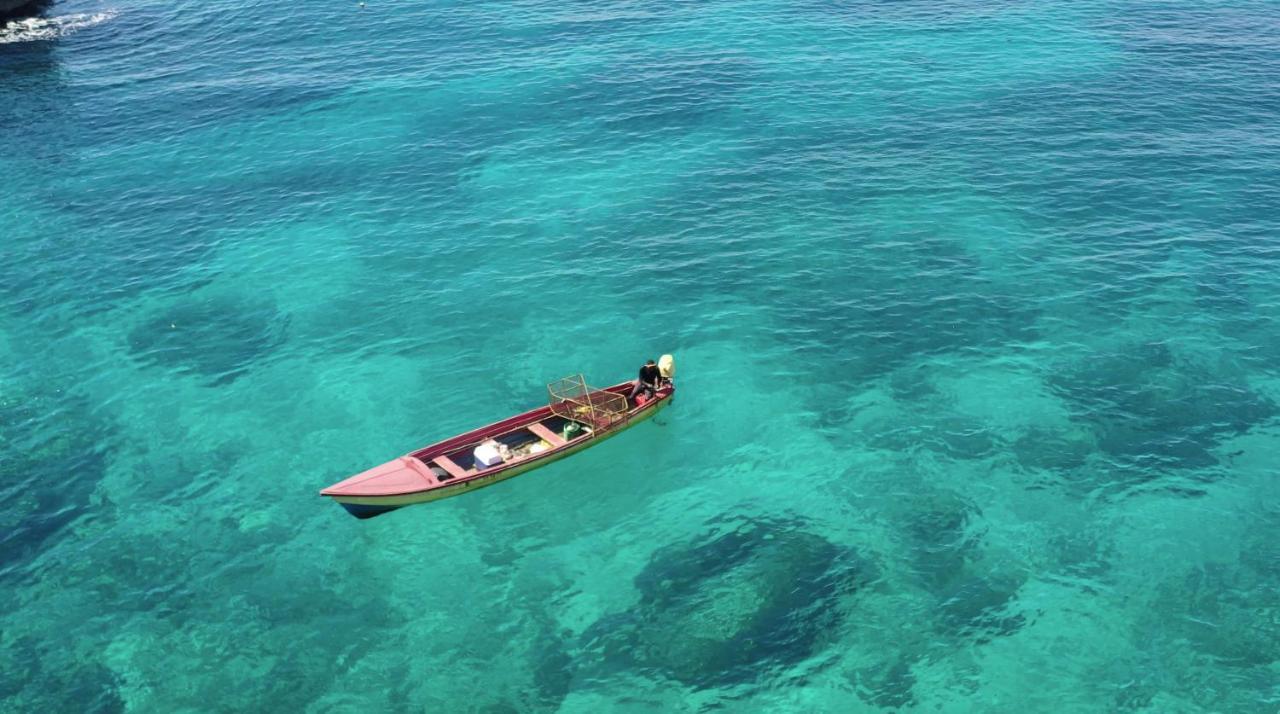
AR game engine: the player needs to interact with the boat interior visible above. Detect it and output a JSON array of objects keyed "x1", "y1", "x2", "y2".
[
  {"x1": 418, "y1": 414, "x2": 595, "y2": 482},
  {"x1": 410, "y1": 375, "x2": 648, "y2": 484}
]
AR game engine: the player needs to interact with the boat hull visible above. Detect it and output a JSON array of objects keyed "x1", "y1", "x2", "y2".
[{"x1": 324, "y1": 383, "x2": 672, "y2": 517}]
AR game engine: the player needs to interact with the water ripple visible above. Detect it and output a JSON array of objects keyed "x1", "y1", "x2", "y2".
[{"x1": 0, "y1": 10, "x2": 117, "y2": 44}]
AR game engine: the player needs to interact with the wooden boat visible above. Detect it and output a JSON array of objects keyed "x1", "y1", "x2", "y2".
[{"x1": 320, "y1": 370, "x2": 675, "y2": 519}]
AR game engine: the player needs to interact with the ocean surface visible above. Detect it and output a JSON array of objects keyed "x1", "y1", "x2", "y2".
[{"x1": 3, "y1": 0, "x2": 1279, "y2": 710}]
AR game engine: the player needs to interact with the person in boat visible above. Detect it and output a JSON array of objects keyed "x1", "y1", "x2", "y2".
[{"x1": 629, "y1": 359, "x2": 662, "y2": 404}]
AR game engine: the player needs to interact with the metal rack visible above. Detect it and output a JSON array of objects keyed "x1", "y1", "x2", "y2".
[{"x1": 547, "y1": 374, "x2": 628, "y2": 430}]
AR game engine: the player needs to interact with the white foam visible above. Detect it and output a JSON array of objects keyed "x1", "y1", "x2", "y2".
[{"x1": 0, "y1": 9, "x2": 117, "y2": 44}]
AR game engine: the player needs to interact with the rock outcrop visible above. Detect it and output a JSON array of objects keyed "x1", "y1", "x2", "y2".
[{"x1": 0, "y1": 0, "x2": 41, "y2": 17}]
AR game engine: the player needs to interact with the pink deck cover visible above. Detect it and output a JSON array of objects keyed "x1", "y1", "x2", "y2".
[{"x1": 321, "y1": 456, "x2": 436, "y2": 497}]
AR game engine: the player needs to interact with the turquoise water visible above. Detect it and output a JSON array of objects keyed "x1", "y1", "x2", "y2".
[{"x1": 3, "y1": 0, "x2": 1280, "y2": 710}]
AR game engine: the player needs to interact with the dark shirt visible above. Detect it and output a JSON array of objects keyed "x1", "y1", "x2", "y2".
[{"x1": 639, "y1": 364, "x2": 661, "y2": 386}]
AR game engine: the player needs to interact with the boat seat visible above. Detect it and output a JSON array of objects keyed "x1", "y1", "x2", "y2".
[
  {"x1": 527, "y1": 422, "x2": 567, "y2": 447},
  {"x1": 431, "y1": 454, "x2": 469, "y2": 480}
]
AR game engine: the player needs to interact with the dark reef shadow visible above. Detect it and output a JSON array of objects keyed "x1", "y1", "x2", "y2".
[
  {"x1": 0, "y1": 635, "x2": 124, "y2": 713},
  {"x1": 1046, "y1": 344, "x2": 1275, "y2": 481},
  {"x1": 576, "y1": 516, "x2": 874, "y2": 691},
  {"x1": 127, "y1": 294, "x2": 290, "y2": 385},
  {"x1": 0, "y1": 389, "x2": 115, "y2": 582}
]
